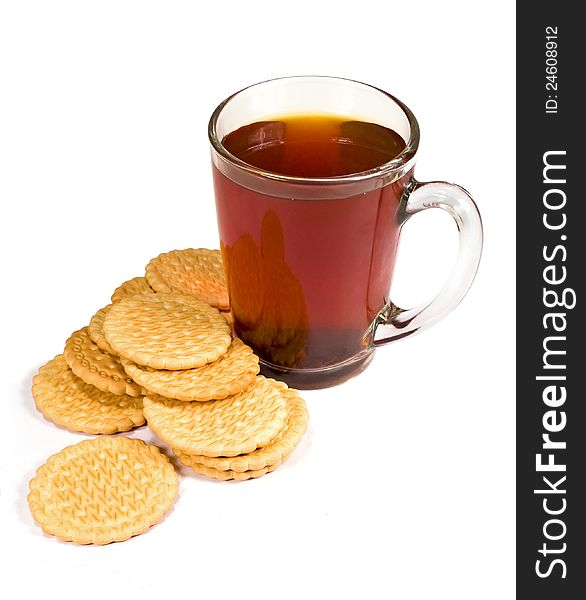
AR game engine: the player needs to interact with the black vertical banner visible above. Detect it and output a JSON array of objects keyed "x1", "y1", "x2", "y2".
[{"x1": 517, "y1": 4, "x2": 583, "y2": 598}]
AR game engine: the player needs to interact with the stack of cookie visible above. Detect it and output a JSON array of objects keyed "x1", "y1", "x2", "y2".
[
  {"x1": 29, "y1": 248, "x2": 309, "y2": 544},
  {"x1": 144, "y1": 377, "x2": 308, "y2": 480},
  {"x1": 31, "y1": 248, "x2": 308, "y2": 483}
]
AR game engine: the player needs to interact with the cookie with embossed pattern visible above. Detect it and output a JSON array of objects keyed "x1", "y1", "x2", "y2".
[
  {"x1": 103, "y1": 293, "x2": 231, "y2": 370},
  {"x1": 28, "y1": 436, "x2": 178, "y2": 544},
  {"x1": 183, "y1": 458, "x2": 285, "y2": 481},
  {"x1": 143, "y1": 376, "x2": 289, "y2": 457},
  {"x1": 111, "y1": 276, "x2": 154, "y2": 303},
  {"x1": 173, "y1": 388, "x2": 307, "y2": 471},
  {"x1": 64, "y1": 327, "x2": 142, "y2": 396},
  {"x1": 88, "y1": 304, "x2": 117, "y2": 355},
  {"x1": 145, "y1": 248, "x2": 229, "y2": 310},
  {"x1": 121, "y1": 338, "x2": 258, "y2": 402},
  {"x1": 32, "y1": 355, "x2": 145, "y2": 434}
]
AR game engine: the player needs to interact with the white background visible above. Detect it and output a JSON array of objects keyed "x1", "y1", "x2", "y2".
[{"x1": 0, "y1": 1, "x2": 515, "y2": 598}]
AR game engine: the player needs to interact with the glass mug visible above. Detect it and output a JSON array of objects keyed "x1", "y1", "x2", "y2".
[{"x1": 209, "y1": 76, "x2": 483, "y2": 389}]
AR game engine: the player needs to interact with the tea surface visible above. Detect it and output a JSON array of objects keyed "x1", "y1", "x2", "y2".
[{"x1": 222, "y1": 114, "x2": 406, "y2": 177}]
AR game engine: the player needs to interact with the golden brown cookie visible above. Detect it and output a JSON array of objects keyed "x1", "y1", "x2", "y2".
[
  {"x1": 143, "y1": 376, "x2": 289, "y2": 457},
  {"x1": 181, "y1": 457, "x2": 284, "y2": 481},
  {"x1": 174, "y1": 388, "x2": 307, "y2": 471},
  {"x1": 28, "y1": 437, "x2": 178, "y2": 544},
  {"x1": 120, "y1": 338, "x2": 259, "y2": 402},
  {"x1": 111, "y1": 276, "x2": 154, "y2": 303},
  {"x1": 88, "y1": 304, "x2": 117, "y2": 355},
  {"x1": 32, "y1": 355, "x2": 145, "y2": 434},
  {"x1": 145, "y1": 248, "x2": 229, "y2": 310},
  {"x1": 64, "y1": 327, "x2": 142, "y2": 397},
  {"x1": 103, "y1": 293, "x2": 231, "y2": 370}
]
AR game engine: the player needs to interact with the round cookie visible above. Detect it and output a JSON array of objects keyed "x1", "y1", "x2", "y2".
[
  {"x1": 183, "y1": 458, "x2": 284, "y2": 481},
  {"x1": 111, "y1": 276, "x2": 154, "y2": 303},
  {"x1": 28, "y1": 437, "x2": 178, "y2": 544},
  {"x1": 121, "y1": 338, "x2": 259, "y2": 402},
  {"x1": 103, "y1": 293, "x2": 231, "y2": 370},
  {"x1": 32, "y1": 355, "x2": 145, "y2": 434},
  {"x1": 145, "y1": 248, "x2": 229, "y2": 310},
  {"x1": 174, "y1": 389, "x2": 308, "y2": 472},
  {"x1": 88, "y1": 304, "x2": 117, "y2": 355},
  {"x1": 143, "y1": 376, "x2": 289, "y2": 457},
  {"x1": 64, "y1": 327, "x2": 142, "y2": 397}
]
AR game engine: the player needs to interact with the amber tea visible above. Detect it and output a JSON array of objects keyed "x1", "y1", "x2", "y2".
[
  {"x1": 210, "y1": 77, "x2": 483, "y2": 389},
  {"x1": 214, "y1": 114, "x2": 407, "y2": 376}
]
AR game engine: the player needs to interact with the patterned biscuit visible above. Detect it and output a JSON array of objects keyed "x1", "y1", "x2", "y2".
[
  {"x1": 88, "y1": 304, "x2": 117, "y2": 355},
  {"x1": 32, "y1": 355, "x2": 145, "y2": 434},
  {"x1": 143, "y1": 376, "x2": 289, "y2": 457},
  {"x1": 103, "y1": 293, "x2": 231, "y2": 370},
  {"x1": 111, "y1": 276, "x2": 154, "y2": 303},
  {"x1": 64, "y1": 327, "x2": 142, "y2": 396},
  {"x1": 182, "y1": 458, "x2": 284, "y2": 481},
  {"x1": 174, "y1": 389, "x2": 307, "y2": 472},
  {"x1": 145, "y1": 248, "x2": 229, "y2": 310},
  {"x1": 120, "y1": 338, "x2": 259, "y2": 402},
  {"x1": 28, "y1": 437, "x2": 178, "y2": 544}
]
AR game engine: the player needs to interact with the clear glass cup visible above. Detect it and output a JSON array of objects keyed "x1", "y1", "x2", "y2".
[{"x1": 209, "y1": 76, "x2": 483, "y2": 389}]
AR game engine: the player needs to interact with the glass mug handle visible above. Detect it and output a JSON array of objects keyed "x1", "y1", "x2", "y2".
[{"x1": 373, "y1": 179, "x2": 483, "y2": 345}]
